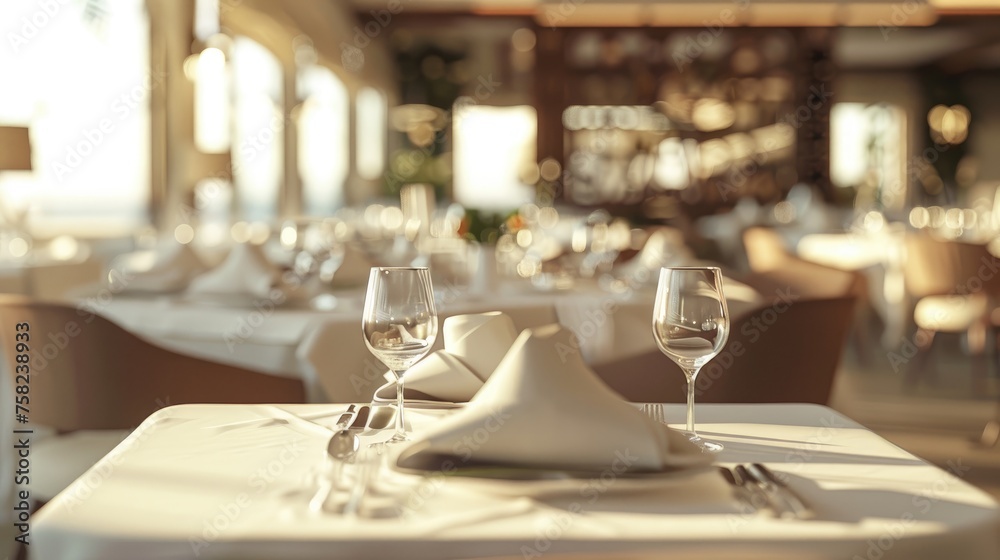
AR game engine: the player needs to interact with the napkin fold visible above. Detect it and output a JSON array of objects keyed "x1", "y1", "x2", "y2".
[
  {"x1": 113, "y1": 240, "x2": 207, "y2": 293},
  {"x1": 396, "y1": 324, "x2": 712, "y2": 473},
  {"x1": 614, "y1": 227, "x2": 694, "y2": 282},
  {"x1": 374, "y1": 312, "x2": 518, "y2": 403},
  {"x1": 326, "y1": 244, "x2": 375, "y2": 289},
  {"x1": 187, "y1": 242, "x2": 281, "y2": 299}
]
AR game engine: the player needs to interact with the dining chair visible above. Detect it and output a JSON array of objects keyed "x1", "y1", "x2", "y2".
[
  {"x1": 0, "y1": 295, "x2": 306, "y2": 503},
  {"x1": 900, "y1": 234, "x2": 1000, "y2": 391},
  {"x1": 742, "y1": 226, "x2": 873, "y2": 362},
  {"x1": 591, "y1": 294, "x2": 857, "y2": 404}
]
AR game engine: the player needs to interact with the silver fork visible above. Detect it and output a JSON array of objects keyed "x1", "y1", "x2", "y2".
[{"x1": 641, "y1": 403, "x2": 667, "y2": 425}]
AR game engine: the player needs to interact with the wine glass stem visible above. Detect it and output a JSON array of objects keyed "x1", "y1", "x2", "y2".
[
  {"x1": 685, "y1": 368, "x2": 698, "y2": 436},
  {"x1": 395, "y1": 372, "x2": 406, "y2": 439}
]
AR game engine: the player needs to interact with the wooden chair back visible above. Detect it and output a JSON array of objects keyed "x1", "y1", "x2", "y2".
[
  {"x1": 0, "y1": 296, "x2": 305, "y2": 431},
  {"x1": 592, "y1": 295, "x2": 857, "y2": 404}
]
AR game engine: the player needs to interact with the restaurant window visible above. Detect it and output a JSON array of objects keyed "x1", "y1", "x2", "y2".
[
  {"x1": 231, "y1": 36, "x2": 283, "y2": 221},
  {"x1": 0, "y1": 0, "x2": 150, "y2": 235},
  {"x1": 830, "y1": 102, "x2": 906, "y2": 207},
  {"x1": 453, "y1": 104, "x2": 537, "y2": 211},
  {"x1": 297, "y1": 65, "x2": 349, "y2": 216},
  {"x1": 356, "y1": 87, "x2": 387, "y2": 182}
]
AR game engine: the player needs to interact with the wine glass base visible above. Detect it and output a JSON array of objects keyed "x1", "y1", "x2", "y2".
[
  {"x1": 687, "y1": 434, "x2": 724, "y2": 453},
  {"x1": 386, "y1": 432, "x2": 410, "y2": 444}
]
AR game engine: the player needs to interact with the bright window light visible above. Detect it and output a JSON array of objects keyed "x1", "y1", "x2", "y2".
[
  {"x1": 0, "y1": 0, "x2": 150, "y2": 233},
  {"x1": 356, "y1": 87, "x2": 387, "y2": 181},
  {"x1": 831, "y1": 103, "x2": 869, "y2": 188},
  {"x1": 653, "y1": 138, "x2": 691, "y2": 190},
  {"x1": 194, "y1": 0, "x2": 220, "y2": 41},
  {"x1": 194, "y1": 47, "x2": 230, "y2": 153},
  {"x1": 831, "y1": 102, "x2": 905, "y2": 200},
  {"x1": 231, "y1": 37, "x2": 283, "y2": 220},
  {"x1": 297, "y1": 66, "x2": 349, "y2": 215},
  {"x1": 453, "y1": 104, "x2": 536, "y2": 211}
]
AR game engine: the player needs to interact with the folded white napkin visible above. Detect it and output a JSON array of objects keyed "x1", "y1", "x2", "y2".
[
  {"x1": 325, "y1": 244, "x2": 374, "y2": 289},
  {"x1": 187, "y1": 242, "x2": 281, "y2": 298},
  {"x1": 113, "y1": 240, "x2": 207, "y2": 293},
  {"x1": 396, "y1": 324, "x2": 712, "y2": 472},
  {"x1": 614, "y1": 227, "x2": 694, "y2": 282},
  {"x1": 375, "y1": 312, "x2": 518, "y2": 403}
]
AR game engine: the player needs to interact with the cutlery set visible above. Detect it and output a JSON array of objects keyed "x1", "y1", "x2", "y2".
[
  {"x1": 641, "y1": 403, "x2": 812, "y2": 520},
  {"x1": 720, "y1": 464, "x2": 813, "y2": 520},
  {"x1": 308, "y1": 405, "x2": 379, "y2": 514}
]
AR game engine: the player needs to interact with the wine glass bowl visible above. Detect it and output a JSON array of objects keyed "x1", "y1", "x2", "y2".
[
  {"x1": 652, "y1": 267, "x2": 730, "y2": 452},
  {"x1": 362, "y1": 267, "x2": 438, "y2": 443}
]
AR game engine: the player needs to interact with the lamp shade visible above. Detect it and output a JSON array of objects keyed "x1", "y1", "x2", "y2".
[{"x1": 0, "y1": 126, "x2": 32, "y2": 171}]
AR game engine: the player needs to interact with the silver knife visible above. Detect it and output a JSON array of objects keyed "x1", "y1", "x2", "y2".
[
  {"x1": 732, "y1": 465, "x2": 777, "y2": 515},
  {"x1": 750, "y1": 463, "x2": 812, "y2": 519},
  {"x1": 742, "y1": 464, "x2": 812, "y2": 520},
  {"x1": 718, "y1": 467, "x2": 758, "y2": 513}
]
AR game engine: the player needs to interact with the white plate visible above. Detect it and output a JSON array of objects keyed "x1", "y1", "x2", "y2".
[
  {"x1": 393, "y1": 462, "x2": 716, "y2": 498},
  {"x1": 372, "y1": 381, "x2": 466, "y2": 409}
]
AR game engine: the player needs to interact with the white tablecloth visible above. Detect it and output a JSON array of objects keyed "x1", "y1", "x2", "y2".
[
  {"x1": 81, "y1": 281, "x2": 762, "y2": 402},
  {"x1": 32, "y1": 403, "x2": 999, "y2": 560},
  {"x1": 0, "y1": 255, "x2": 102, "y2": 300},
  {"x1": 796, "y1": 230, "x2": 907, "y2": 347}
]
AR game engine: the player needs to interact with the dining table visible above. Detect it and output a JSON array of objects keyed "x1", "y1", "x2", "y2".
[
  {"x1": 73, "y1": 278, "x2": 763, "y2": 402},
  {"x1": 31, "y1": 402, "x2": 1000, "y2": 560}
]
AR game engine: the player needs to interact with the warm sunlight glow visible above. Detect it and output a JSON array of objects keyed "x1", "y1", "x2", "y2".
[
  {"x1": 0, "y1": 0, "x2": 149, "y2": 231},
  {"x1": 297, "y1": 66, "x2": 349, "y2": 215},
  {"x1": 453, "y1": 104, "x2": 536, "y2": 211},
  {"x1": 232, "y1": 37, "x2": 283, "y2": 220},
  {"x1": 356, "y1": 87, "x2": 387, "y2": 181},
  {"x1": 194, "y1": 47, "x2": 231, "y2": 153}
]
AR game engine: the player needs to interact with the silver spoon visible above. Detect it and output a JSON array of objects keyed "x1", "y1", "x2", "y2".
[{"x1": 309, "y1": 429, "x2": 360, "y2": 513}]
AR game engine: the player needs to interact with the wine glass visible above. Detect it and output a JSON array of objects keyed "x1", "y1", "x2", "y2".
[
  {"x1": 362, "y1": 267, "x2": 438, "y2": 443},
  {"x1": 652, "y1": 267, "x2": 730, "y2": 452}
]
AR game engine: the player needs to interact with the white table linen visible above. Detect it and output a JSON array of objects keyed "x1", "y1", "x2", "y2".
[
  {"x1": 31, "y1": 403, "x2": 999, "y2": 560},
  {"x1": 82, "y1": 283, "x2": 761, "y2": 402},
  {"x1": 796, "y1": 229, "x2": 906, "y2": 346}
]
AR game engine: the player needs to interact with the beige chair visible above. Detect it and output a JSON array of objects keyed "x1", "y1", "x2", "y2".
[
  {"x1": 742, "y1": 226, "x2": 867, "y2": 300},
  {"x1": 592, "y1": 295, "x2": 857, "y2": 404},
  {"x1": 742, "y1": 226, "x2": 872, "y2": 363},
  {"x1": 0, "y1": 295, "x2": 305, "y2": 503},
  {"x1": 901, "y1": 234, "x2": 999, "y2": 390}
]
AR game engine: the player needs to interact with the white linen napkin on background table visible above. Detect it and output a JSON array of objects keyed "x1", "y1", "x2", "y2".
[
  {"x1": 186, "y1": 242, "x2": 282, "y2": 299},
  {"x1": 396, "y1": 323, "x2": 712, "y2": 472},
  {"x1": 375, "y1": 311, "x2": 518, "y2": 402},
  {"x1": 327, "y1": 244, "x2": 375, "y2": 288},
  {"x1": 112, "y1": 239, "x2": 208, "y2": 293}
]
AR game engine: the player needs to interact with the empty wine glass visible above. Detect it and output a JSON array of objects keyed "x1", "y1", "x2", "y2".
[
  {"x1": 362, "y1": 267, "x2": 438, "y2": 443},
  {"x1": 652, "y1": 267, "x2": 730, "y2": 452}
]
